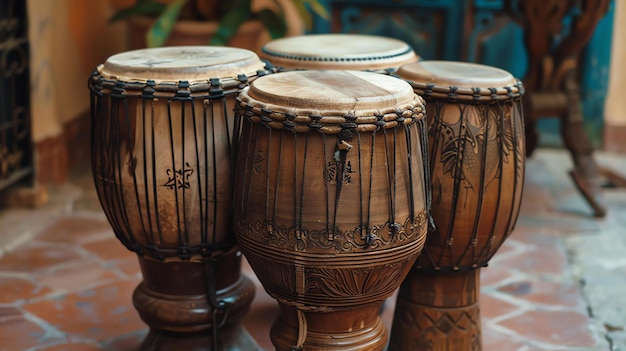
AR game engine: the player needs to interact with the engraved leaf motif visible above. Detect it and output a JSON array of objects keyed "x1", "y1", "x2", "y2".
[{"x1": 305, "y1": 264, "x2": 403, "y2": 297}]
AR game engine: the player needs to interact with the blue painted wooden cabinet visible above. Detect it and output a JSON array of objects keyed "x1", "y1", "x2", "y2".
[{"x1": 309, "y1": 0, "x2": 614, "y2": 147}]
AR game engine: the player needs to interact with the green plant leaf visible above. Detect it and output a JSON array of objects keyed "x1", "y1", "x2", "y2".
[
  {"x1": 292, "y1": 1, "x2": 312, "y2": 31},
  {"x1": 291, "y1": 0, "x2": 329, "y2": 31},
  {"x1": 209, "y1": 0, "x2": 251, "y2": 45},
  {"x1": 147, "y1": 0, "x2": 188, "y2": 47},
  {"x1": 256, "y1": 8, "x2": 287, "y2": 39},
  {"x1": 108, "y1": 1, "x2": 166, "y2": 23},
  {"x1": 302, "y1": 0, "x2": 329, "y2": 20}
]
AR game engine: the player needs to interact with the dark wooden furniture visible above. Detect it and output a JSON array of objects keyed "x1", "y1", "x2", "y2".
[
  {"x1": 506, "y1": 0, "x2": 612, "y2": 217},
  {"x1": 0, "y1": 0, "x2": 32, "y2": 191},
  {"x1": 311, "y1": 0, "x2": 621, "y2": 217}
]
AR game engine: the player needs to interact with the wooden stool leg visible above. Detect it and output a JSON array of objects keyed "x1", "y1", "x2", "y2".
[
  {"x1": 389, "y1": 270, "x2": 482, "y2": 351},
  {"x1": 561, "y1": 73, "x2": 607, "y2": 217}
]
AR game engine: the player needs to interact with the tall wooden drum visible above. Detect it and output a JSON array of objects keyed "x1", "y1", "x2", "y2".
[
  {"x1": 232, "y1": 70, "x2": 430, "y2": 351},
  {"x1": 390, "y1": 61, "x2": 526, "y2": 351},
  {"x1": 259, "y1": 34, "x2": 418, "y2": 73},
  {"x1": 88, "y1": 46, "x2": 270, "y2": 350}
]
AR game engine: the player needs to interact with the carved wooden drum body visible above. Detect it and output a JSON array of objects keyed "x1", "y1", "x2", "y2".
[
  {"x1": 232, "y1": 70, "x2": 429, "y2": 351},
  {"x1": 259, "y1": 34, "x2": 419, "y2": 72},
  {"x1": 90, "y1": 46, "x2": 268, "y2": 260},
  {"x1": 390, "y1": 61, "x2": 526, "y2": 351},
  {"x1": 88, "y1": 46, "x2": 269, "y2": 349}
]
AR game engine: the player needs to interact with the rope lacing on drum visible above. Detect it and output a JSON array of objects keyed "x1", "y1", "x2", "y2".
[
  {"x1": 424, "y1": 83, "x2": 435, "y2": 96},
  {"x1": 488, "y1": 87, "x2": 498, "y2": 100},
  {"x1": 472, "y1": 87, "x2": 481, "y2": 101},
  {"x1": 237, "y1": 74, "x2": 248, "y2": 89},
  {"x1": 174, "y1": 81, "x2": 192, "y2": 101},
  {"x1": 447, "y1": 86, "x2": 459, "y2": 101},
  {"x1": 236, "y1": 96, "x2": 425, "y2": 134},
  {"x1": 111, "y1": 81, "x2": 127, "y2": 99},
  {"x1": 260, "y1": 59, "x2": 276, "y2": 73},
  {"x1": 208, "y1": 78, "x2": 224, "y2": 98},
  {"x1": 505, "y1": 86, "x2": 513, "y2": 98},
  {"x1": 141, "y1": 80, "x2": 156, "y2": 99},
  {"x1": 309, "y1": 115, "x2": 323, "y2": 130},
  {"x1": 407, "y1": 80, "x2": 524, "y2": 102},
  {"x1": 90, "y1": 75, "x2": 103, "y2": 97}
]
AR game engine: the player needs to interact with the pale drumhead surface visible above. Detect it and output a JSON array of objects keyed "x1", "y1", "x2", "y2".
[
  {"x1": 247, "y1": 70, "x2": 416, "y2": 111},
  {"x1": 99, "y1": 46, "x2": 266, "y2": 83},
  {"x1": 260, "y1": 34, "x2": 418, "y2": 70},
  {"x1": 396, "y1": 61, "x2": 517, "y2": 89}
]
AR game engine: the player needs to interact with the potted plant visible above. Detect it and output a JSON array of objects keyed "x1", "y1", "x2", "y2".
[{"x1": 109, "y1": 0, "x2": 328, "y2": 51}]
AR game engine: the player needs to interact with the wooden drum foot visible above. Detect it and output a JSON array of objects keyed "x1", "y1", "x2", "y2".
[
  {"x1": 270, "y1": 302, "x2": 388, "y2": 351},
  {"x1": 132, "y1": 248, "x2": 257, "y2": 350},
  {"x1": 389, "y1": 270, "x2": 482, "y2": 351}
]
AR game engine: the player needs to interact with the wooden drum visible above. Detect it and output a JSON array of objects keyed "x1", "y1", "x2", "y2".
[
  {"x1": 259, "y1": 34, "x2": 418, "y2": 73},
  {"x1": 232, "y1": 70, "x2": 429, "y2": 351},
  {"x1": 88, "y1": 46, "x2": 269, "y2": 350},
  {"x1": 390, "y1": 61, "x2": 526, "y2": 351}
]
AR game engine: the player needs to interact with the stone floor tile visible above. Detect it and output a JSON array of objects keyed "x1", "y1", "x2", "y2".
[
  {"x1": 36, "y1": 343, "x2": 105, "y2": 350},
  {"x1": 0, "y1": 243, "x2": 83, "y2": 274},
  {"x1": 37, "y1": 216, "x2": 112, "y2": 244},
  {"x1": 107, "y1": 256, "x2": 142, "y2": 280},
  {"x1": 480, "y1": 293, "x2": 520, "y2": 321},
  {"x1": 495, "y1": 245, "x2": 569, "y2": 277},
  {"x1": 0, "y1": 207, "x2": 67, "y2": 257},
  {"x1": 497, "y1": 280, "x2": 586, "y2": 310},
  {"x1": 516, "y1": 212, "x2": 602, "y2": 234},
  {"x1": 0, "y1": 275, "x2": 53, "y2": 303},
  {"x1": 482, "y1": 326, "x2": 527, "y2": 351},
  {"x1": 508, "y1": 227, "x2": 560, "y2": 246},
  {"x1": 241, "y1": 281, "x2": 280, "y2": 351},
  {"x1": 497, "y1": 310, "x2": 596, "y2": 347},
  {"x1": 36, "y1": 259, "x2": 122, "y2": 294},
  {"x1": 0, "y1": 306, "x2": 63, "y2": 351},
  {"x1": 21, "y1": 279, "x2": 145, "y2": 342},
  {"x1": 481, "y1": 265, "x2": 519, "y2": 288},
  {"x1": 81, "y1": 237, "x2": 137, "y2": 262},
  {"x1": 100, "y1": 330, "x2": 147, "y2": 351}
]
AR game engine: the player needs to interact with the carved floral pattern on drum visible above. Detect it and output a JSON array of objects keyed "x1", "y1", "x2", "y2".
[
  {"x1": 431, "y1": 103, "x2": 517, "y2": 190},
  {"x1": 242, "y1": 253, "x2": 412, "y2": 306},
  {"x1": 236, "y1": 211, "x2": 427, "y2": 253},
  {"x1": 305, "y1": 261, "x2": 407, "y2": 298},
  {"x1": 389, "y1": 303, "x2": 481, "y2": 351}
]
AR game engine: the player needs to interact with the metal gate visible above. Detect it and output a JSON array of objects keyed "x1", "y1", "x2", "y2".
[{"x1": 0, "y1": 0, "x2": 32, "y2": 191}]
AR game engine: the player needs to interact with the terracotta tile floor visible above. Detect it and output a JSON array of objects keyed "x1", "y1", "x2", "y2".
[{"x1": 0, "y1": 149, "x2": 624, "y2": 351}]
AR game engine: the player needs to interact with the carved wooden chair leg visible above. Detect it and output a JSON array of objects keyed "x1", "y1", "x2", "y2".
[
  {"x1": 599, "y1": 167, "x2": 626, "y2": 188},
  {"x1": 561, "y1": 73, "x2": 607, "y2": 217}
]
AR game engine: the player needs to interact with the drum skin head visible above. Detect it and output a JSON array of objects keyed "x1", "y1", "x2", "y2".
[
  {"x1": 260, "y1": 34, "x2": 418, "y2": 71},
  {"x1": 396, "y1": 61, "x2": 517, "y2": 90},
  {"x1": 98, "y1": 46, "x2": 266, "y2": 83},
  {"x1": 247, "y1": 70, "x2": 416, "y2": 111}
]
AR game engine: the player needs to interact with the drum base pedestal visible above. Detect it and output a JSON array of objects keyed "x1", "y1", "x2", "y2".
[
  {"x1": 270, "y1": 302, "x2": 388, "y2": 351},
  {"x1": 389, "y1": 270, "x2": 482, "y2": 351},
  {"x1": 132, "y1": 249, "x2": 257, "y2": 350}
]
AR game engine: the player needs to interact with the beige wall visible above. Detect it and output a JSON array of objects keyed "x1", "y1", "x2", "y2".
[
  {"x1": 28, "y1": 0, "x2": 127, "y2": 142},
  {"x1": 28, "y1": 0, "x2": 303, "y2": 144},
  {"x1": 605, "y1": 0, "x2": 626, "y2": 127}
]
